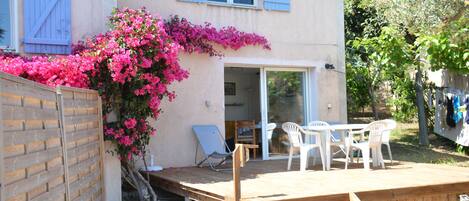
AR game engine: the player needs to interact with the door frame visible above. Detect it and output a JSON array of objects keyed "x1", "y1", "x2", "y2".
[{"x1": 260, "y1": 67, "x2": 313, "y2": 160}]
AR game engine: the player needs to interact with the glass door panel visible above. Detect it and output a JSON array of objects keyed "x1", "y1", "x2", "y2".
[{"x1": 266, "y1": 70, "x2": 306, "y2": 158}]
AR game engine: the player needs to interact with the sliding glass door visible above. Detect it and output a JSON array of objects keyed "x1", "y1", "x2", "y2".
[{"x1": 261, "y1": 68, "x2": 309, "y2": 159}]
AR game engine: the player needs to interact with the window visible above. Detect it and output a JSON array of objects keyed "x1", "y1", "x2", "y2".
[
  {"x1": 208, "y1": 0, "x2": 256, "y2": 6},
  {"x1": 0, "y1": 0, "x2": 16, "y2": 50}
]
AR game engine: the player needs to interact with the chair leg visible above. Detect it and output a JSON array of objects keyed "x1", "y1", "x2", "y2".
[
  {"x1": 287, "y1": 147, "x2": 293, "y2": 171},
  {"x1": 386, "y1": 143, "x2": 393, "y2": 164},
  {"x1": 378, "y1": 148, "x2": 385, "y2": 169},
  {"x1": 362, "y1": 148, "x2": 370, "y2": 170},
  {"x1": 356, "y1": 150, "x2": 361, "y2": 163},
  {"x1": 312, "y1": 149, "x2": 317, "y2": 167},
  {"x1": 371, "y1": 148, "x2": 378, "y2": 167},
  {"x1": 318, "y1": 146, "x2": 325, "y2": 171},
  {"x1": 197, "y1": 156, "x2": 209, "y2": 167},
  {"x1": 253, "y1": 146, "x2": 257, "y2": 159},
  {"x1": 345, "y1": 146, "x2": 350, "y2": 170},
  {"x1": 300, "y1": 147, "x2": 308, "y2": 171}
]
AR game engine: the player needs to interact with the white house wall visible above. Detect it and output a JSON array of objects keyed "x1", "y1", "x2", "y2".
[{"x1": 119, "y1": 0, "x2": 347, "y2": 167}]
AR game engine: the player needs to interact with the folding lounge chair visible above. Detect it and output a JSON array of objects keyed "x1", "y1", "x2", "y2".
[{"x1": 193, "y1": 125, "x2": 232, "y2": 171}]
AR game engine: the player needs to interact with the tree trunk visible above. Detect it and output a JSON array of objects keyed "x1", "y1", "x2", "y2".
[
  {"x1": 122, "y1": 161, "x2": 157, "y2": 201},
  {"x1": 415, "y1": 66, "x2": 429, "y2": 146},
  {"x1": 369, "y1": 87, "x2": 379, "y2": 120}
]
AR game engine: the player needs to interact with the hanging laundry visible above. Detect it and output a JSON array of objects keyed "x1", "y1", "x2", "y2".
[
  {"x1": 446, "y1": 96, "x2": 456, "y2": 128},
  {"x1": 453, "y1": 96, "x2": 463, "y2": 124},
  {"x1": 466, "y1": 97, "x2": 469, "y2": 124}
]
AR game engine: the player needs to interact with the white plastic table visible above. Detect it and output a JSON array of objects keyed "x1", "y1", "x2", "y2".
[{"x1": 303, "y1": 124, "x2": 368, "y2": 170}]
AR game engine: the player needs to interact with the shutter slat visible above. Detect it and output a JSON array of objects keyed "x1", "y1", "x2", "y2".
[
  {"x1": 24, "y1": 38, "x2": 70, "y2": 45},
  {"x1": 23, "y1": 0, "x2": 71, "y2": 54},
  {"x1": 264, "y1": 0, "x2": 290, "y2": 11},
  {"x1": 27, "y1": 0, "x2": 58, "y2": 39}
]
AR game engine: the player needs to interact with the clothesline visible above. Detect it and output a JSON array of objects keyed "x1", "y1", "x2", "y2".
[{"x1": 437, "y1": 86, "x2": 469, "y2": 97}]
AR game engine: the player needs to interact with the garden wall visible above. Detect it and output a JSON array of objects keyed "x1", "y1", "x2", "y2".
[{"x1": 0, "y1": 72, "x2": 106, "y2": 201}]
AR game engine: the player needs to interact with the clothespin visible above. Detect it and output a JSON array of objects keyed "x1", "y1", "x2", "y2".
[{"x1": 459, "y1": 105, "x2": 467, "y2": 113}]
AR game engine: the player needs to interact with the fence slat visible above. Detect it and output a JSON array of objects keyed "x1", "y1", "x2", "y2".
[
  {"x1": 63, "y1": 100, "x2": 98, "y2": 108},
  {"x1": 4, "y1": 146, "x2": 62, "y2": 172},
  {"x1": 29, "y1": 183, "x2": 66, "y2": 201},
  {"x1": 66, "y1": 128, "x2": 99, "y2": 142},
  {"x1": 64, "y1": 114, "x2": 98, "y2": 125},
  {"x1": 68, "y1": 156, "x2": 99, "y2": 176},
  {"x1": 2, "y1": 105, "x2": 58, "y2": 120},
  {"x1": 67, "y1": 141, "x2": 99, "y2": 160},
  {"x1": 3, "y1": 128, "x2": 61, "y2": 146}
]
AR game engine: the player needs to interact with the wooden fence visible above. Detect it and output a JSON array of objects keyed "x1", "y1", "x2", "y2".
[{"x1": 0, "y1": 73, "x2": 105, "y2": 201}]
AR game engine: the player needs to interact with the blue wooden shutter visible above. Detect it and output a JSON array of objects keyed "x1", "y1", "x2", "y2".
[
  {"x1": 0, "y1": 0, "x2": 12, "y2": 47},
  {"x1": 264, "y1": 0, "x2": 290, "y2": 11},
  {"x1": 24, "y1": 0, "x2": 71, "y2": 54}
]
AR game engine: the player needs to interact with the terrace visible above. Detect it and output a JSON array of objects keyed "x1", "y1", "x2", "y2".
[{"x1": 148, "y1": 159, "x2": 469, "y2": 201}]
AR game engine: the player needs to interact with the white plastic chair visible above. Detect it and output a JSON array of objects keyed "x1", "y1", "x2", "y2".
[
  {"x1": 380, "y1": 119, "x2": 397, "y2": 164},
  {"x1": 266, "y1": 123, "x2": 277, "y2": 141},
  {"x1": 282, "y1": 122, "x2": 325, "y2": 171},
  {"x1": 345, "y1": 121, "x2": 387, "y2": 170},
  {"x1": 307, "y1": 121, "x2": 347, "y2": 158},
  {"x1": 266, "y1": 123, "x2": 277, "y2": 151}
]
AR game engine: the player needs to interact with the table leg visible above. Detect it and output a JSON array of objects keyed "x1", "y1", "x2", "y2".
[
  {"x1": 325, "y1": 131, "x2": 331, "y2": 170},
  {"x1": 371, "y1": 148, "x2": 378, "y2": 167},
  {"x1": 347, "y1": 129, "x2": 353, "y2": 163}
]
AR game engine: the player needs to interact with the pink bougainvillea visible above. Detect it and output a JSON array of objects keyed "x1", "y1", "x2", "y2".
[
  {"x1": 165, "y1": 15, "x2": 271, "y2": 56},
  {"x1": 79, "y1": 8, "x2": 190, "y2": 160},
  {"x1": 124, "y1": 118, "x2": 137, "y2": 129},
  {"x1": 0, "y1": 7, "x2": 270, "y2": 162},
  {"x1": 0, "y1": 52, "x2": 94, "y2": 88}
]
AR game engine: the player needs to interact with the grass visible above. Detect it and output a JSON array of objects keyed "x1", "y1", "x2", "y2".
[{"x1": 388, "y1": 123, "x2": 469, "y2": 167}]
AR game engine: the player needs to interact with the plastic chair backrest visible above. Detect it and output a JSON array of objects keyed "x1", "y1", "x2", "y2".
[
  {"x1": 266, "y1": 123, "x2": 277, "y2": 140},
  {"x1": 381, "y1": 119, "x2": 397, "y2": 143},
  {"x1": 307, "y1": 121, "x2": 335, "y2": 143},
  {"x1": 308, "y1": 121, "x2": 332, "y2": 133},
  {"x1": 364, "y1": 121, "x2": 387, "y2": 148},
  {"x1": 192, "y1": 125, "x2": 228, "y2": 155},
  {"x1": 282, "y1": 122, "x2": 304, "y2": 147}
]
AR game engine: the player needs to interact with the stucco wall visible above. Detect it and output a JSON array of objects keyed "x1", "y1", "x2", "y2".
[
  {"x1": 149, "y1": 53, "x2": 225, "y2": 167},
  {"x1": 118, "y1": 0, "x2": 347, "y2": 167}
]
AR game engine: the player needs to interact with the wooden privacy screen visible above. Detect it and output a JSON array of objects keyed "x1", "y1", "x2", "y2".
[{"x1": 0, "y1": 73, "x2": 105, "y2": 201}]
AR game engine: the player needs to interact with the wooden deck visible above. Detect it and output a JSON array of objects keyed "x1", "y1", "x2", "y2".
[{"x1": 148, "y1": 159, "x2": 469, "y2": 201}]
